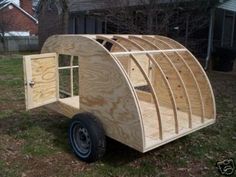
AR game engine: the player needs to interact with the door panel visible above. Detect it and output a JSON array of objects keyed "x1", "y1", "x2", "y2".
[{"x1": 23, "y1": 53, "x2": 58, "y2": 110}]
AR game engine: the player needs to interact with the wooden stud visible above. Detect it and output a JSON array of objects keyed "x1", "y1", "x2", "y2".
[
  {"x1": 128, "y1": 35, "x2": 179, "y2": 134},
  {"x1": 141, "y1": 36, "x2": 193, "y2": 128},
  {"x1": 58, "y1": 66, "x2": 79, "y2": 70},
  {"x1": 97, "y1": 35, "x2": 165, "y2": 141},
  {"x1": 153, "y1": 37, "x2": 205, "y2": 122},
  {"x1": 130, "y1": 54, "x2": 163, "y2": 139},
  {"x1": 179, "y1": 51, "x2": 216, "y2": 119},
  {"x1": 70, "y1": 55, "x2": 74, "y2": 97},
  {"x1": 153, "y1": 35, "x2": 215, "y2": 120},
  {"x1": 113, "y1": 36, "x2": 163, "y2": 139},
  {"x1": 111, "y1": 49, "x2": 187, "y2": 56},
  {"x1": 95, "y1": 35, "x2": 147, "y2": 146}
]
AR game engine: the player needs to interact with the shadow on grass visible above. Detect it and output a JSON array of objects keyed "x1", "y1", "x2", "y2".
[
  {"x1": 0, "y1": 109, "x2": 143, "y2": 165},
  {"x1": 102, "y1": 138, "x2": 143, "y2": 165},
  {"x1": 0, "y1": 110, "x2": 70, "y2": 153}
]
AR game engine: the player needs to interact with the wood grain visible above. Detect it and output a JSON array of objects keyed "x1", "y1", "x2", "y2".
[
  {"x1": 23, "y1": 53, "x2": 58, "y2": 110},
  {"x1": 113, "y1": 36, "x2": 150, "y2": 87},
  {"x1": 42, "y1": 35, "x2": 145, "y2": 151}
]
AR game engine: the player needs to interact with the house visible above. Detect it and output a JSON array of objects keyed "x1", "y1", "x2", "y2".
[
  {"x1": 37, "y1": 0, "x2": 221, "y2": 55},
  {"x1": 0, "y1": 0, "x2": 38, "y2": 36},
  {"x1": 37, "y1": 0, "x2": 148, "y2": 47}
]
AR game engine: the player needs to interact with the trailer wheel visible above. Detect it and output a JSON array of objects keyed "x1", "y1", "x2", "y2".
[{"x1": 69, "y1": 113, "x2": 106, "y2": 162}]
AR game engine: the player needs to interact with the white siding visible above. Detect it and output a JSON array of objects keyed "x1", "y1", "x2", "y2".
[{"x1": 218, "y1": 0, "x2": 236, "y2": 12}]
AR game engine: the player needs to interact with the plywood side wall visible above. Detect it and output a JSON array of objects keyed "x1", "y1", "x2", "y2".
[{"x1": 41, "y1": 35, "x2": 145, "y2": 151}]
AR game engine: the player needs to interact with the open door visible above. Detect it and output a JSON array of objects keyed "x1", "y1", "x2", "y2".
[{"x1": 23, "y1": 53, "x2": 58, "y2": 110}]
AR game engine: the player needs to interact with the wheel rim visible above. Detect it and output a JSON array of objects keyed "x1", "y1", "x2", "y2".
[{"x1": 71, "y1": 122, "x2": 91, "y2": 158}]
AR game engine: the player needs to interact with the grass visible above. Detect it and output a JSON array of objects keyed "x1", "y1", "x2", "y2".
[
  {"x1": 0, "y1": 54, "x2": 235, "y2": 176},
  {"x1": 0, "y1": 160, "x2": 22, "y2": 177}
]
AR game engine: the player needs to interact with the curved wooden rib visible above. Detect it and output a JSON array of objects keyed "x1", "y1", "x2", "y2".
[
  {"x1": 129, "y1": 36, "x2": 157, "y2": 50},
  {"x1": 179, "y1": 51, "x2": 216, "y2": 119},
  {"x1": 150, "y1": 36, "x2": 204, "y2": 122},
  {"x1": 96, "y1": 35, "x2": 131, "y2": 74},
  {"x1": 143, "y1": 36, "x2": 171, "y2": 49},
  {"x1": 130, "y1": 54, "x2": 163, "y2": 139},
  {"x1": 140, "y1": 36, "x2": 193, "y2": 128},
  {"x1": 128, "y1": 35, "x2": 179, "y2": 134},
  {"x1": 114, "y1": 36, "x2": 163, "y2": 140},
  {"x1": 154, "y1": 35, "x2": 215, "y2": 119}
]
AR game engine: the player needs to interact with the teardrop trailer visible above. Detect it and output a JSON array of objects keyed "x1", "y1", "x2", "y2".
[{"x1": 23, "y1": 35, "x2": 216, "y2": 162}]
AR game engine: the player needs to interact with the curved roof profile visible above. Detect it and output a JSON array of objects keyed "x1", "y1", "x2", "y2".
[{"x1": 42, "y1": 35, "x2": 216, "y2": 152}]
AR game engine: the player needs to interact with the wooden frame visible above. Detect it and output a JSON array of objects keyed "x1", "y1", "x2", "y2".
[
  {"x1": 58, "y1": 55, "x2": 79, "y2": 97},
  {"x1": 23, "y1": 35, "x2": 216, "y2": 153}
]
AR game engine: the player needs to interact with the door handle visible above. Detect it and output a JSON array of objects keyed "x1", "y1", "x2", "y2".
[{"x1": 29, "y1": 81, "x2": 35, "y2": 87}]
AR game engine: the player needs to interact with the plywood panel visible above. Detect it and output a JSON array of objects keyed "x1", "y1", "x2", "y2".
[
  {"x1": 80, "y1": 53, "x2": 144, "y2": 150},
  {"x1": 46, "y1": 101, "x2": 80, "y2": 118},
  {"x1": 59, "y1": 96, "x2": 80, "y2": 109},
  {"x1": 141, "y1": 100, "x2": 215, "y2": 151},
  {"x1": 136, "y1": 90, "x2": 153, "y2": 103},
  {"x1": 31, "y1": 57, "x2": 57, "y2": 103},
  {"x1": 114, "y1": 37, "x2": 150, "y2": 87},
  {"x1": 23, "y1": 53, "x2": 58, "y2": 110}
]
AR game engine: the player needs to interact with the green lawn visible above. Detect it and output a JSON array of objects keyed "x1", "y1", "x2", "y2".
[{"x1": 0, "y1": 54, "x2": 235, "y2": 177}]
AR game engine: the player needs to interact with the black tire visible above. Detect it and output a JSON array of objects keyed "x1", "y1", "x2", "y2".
[{"x1": 68, "y1": 113, "x2": 106, "y2": 162}]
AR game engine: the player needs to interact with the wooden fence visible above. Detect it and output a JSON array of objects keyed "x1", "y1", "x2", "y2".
[{"x1": 0, "y1": 36, "x2": 39, "y2": 52}]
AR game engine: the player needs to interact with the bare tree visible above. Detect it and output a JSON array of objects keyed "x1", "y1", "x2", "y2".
[
  {"x1": 84, "y1": 0, "x2": 219, "y2": 57},
  {"x1": 0, "y1": 10, "x2": 14, "y2": 52},
  {"x1": 89, "y1": 0, "x2": 185, "y2": 34},
  {"x1": 90, "y1": 0, "x2": 219, "y2": 36}
]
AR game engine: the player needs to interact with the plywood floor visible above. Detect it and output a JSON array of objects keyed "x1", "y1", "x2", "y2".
[
  {"x1": 139, "y1": 101, "x2": 214, "y2": 150},
  {"x1": 59, "y1": 96, "x2": 80, "y2": 109},
  {"x1": 58, "y1": 96, "x2": 214, "y2": 151}
]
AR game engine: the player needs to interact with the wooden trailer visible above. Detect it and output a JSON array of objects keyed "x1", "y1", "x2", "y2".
[{"x1": 23, "y1": 35, "x2": 216, "y2": 162}]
